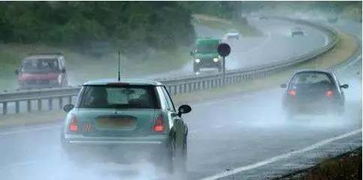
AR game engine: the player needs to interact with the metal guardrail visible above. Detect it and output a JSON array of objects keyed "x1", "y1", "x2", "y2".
[{"x1": 0, "y1": 17, "x2": 338, "y2": 115}]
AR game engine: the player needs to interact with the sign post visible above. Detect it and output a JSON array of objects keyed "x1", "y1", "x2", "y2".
[{"x1": 217, "y1": 43, "x2": 231, "y2": 85}]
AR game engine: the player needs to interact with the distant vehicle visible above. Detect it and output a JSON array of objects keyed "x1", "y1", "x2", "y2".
[
  {"x1": 15, "y1": 53, "x2": 68, "y2": 89},
  {"x1": 291, "y1": 27, "x2": 304, "y2": 37},
  {"x1": 281, "y1": 70, "x2": 348, "y2": 119},
  {"x1": 223, "y1": 32, "x2": 240, "y2": 41},
  {"x1": 61, "y1": 79, "x2": 191, "y2": 174},
  {"x1": 190, "y1": 38, "x2": 222, "y2": 73}
]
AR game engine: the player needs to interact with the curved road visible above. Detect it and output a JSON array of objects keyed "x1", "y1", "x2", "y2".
[
  {"x1": 0, "y1": 19, "x2": 360, "y2": 180},
  {"x1": 146, "y1": 17, "x2": 328, "y2": 79},
  {"x1": 0, "y1": 41, "x2": 360, "y2": 180}
]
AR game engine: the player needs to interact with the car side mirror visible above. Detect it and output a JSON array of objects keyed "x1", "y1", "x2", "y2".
[
  {"x1": 177, "y1": 104, "x2": 192, "y2": 117},
  {"x1": 280, "y1": 83, "x2": 287, "y2": 88},
  {"x1": 15, "y1": 69, "x2": 19, "y2": 75},
  {"x1": 340, "y1": 84, "x2": 349, "y2": 89},
  {"x1": 63, "y1": 104, "x2": 74, "y2": 112}
]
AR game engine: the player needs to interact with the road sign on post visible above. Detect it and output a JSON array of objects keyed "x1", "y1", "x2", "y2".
[{"x1": 217, "y1": 43, "x2": 231, "y2": 85}]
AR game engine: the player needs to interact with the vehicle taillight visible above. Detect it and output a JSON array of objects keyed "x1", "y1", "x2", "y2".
[
  {"x1": 325, "y1": 90, "x2": 334, "y2": 97},
  {"x1": 69, "y1": 115, "x2": 78, "y2": 132},
  {"x1": 288, "y1": 90, "x2": 297, "y2": 96},
  {"x1": 153, "y1": 115, "x2": 165, "y2": 132}
]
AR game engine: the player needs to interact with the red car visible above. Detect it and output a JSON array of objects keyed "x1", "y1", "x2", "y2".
[{"x1": 15, "y1": 53, "x2": 68, "y2": 89}]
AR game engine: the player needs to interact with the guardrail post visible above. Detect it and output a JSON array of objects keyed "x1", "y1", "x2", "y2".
[
  {"x1": 59, "y1": 97, "x2": 63, "y2": 110},
  {"x1": 173, "y1": 85, "x2": 177, "y2": 95},
  {"x1": 3, "y1": 102, "x2": 7, "y2": 115},
  {"x1": 48, "y1": 98, "x2": 53, "y2": 111},
  {"x1": 68, "y1": 96, "x2": 72, "y2": 104},
  {"x1": 167, "y1": 86, "x2": 172, "y2": 94},
  {"x1": 38, "y1": 99, "x2": 42, "y2": 111},
  {"x1": 15, "y1": 101, "x2": 20, "y2": 114},
  {"x1": 27, "y1": 100, "x2": 31, "y2": 112},
  {"x1": 178, "y1": 85, "x2": 182, "y2": 95}
]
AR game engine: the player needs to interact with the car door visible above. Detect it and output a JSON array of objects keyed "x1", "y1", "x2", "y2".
[{"x1": 157, "y1": 86, "x2": 187, "y2": 150}]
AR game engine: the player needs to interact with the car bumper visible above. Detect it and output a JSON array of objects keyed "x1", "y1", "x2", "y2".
[
  {"x1": 194, "y1": 61, "x2": 220, "y2": 67},
  {"x1": 61, "y1": 134, "x2": 170, "y2": 163}
]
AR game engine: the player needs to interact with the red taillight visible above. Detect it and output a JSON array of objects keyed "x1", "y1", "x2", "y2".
[
  {"x1": 288, "y1": 90, "x2": 297, "y2": 96},
  {"x1": 153, "y1": 115, "x2": 165, "y2": 132},
  {"x1": 69, "y1": 115, "x2": 78, "y2": 132},
  {"x1": 325, "y1": 90, "x2": 334, "y2": 97}
]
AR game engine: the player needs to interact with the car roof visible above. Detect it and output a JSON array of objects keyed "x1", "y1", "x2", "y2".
[
  {"x1": 293, "y1": 69, "x2": 333, "y2": 75},
  {"x1": 24, "y1": 54, "x2": 62, "y2": 60},
  {"x1": 83, "y1": 78, "x2": 164, "y2": 86}
]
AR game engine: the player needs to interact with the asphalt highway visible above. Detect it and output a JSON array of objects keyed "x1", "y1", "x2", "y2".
[
  {"x1": 0, "y1": 19, "x2": 360, "y2": 180},
  {"x1": 0, "y1": 49, "x2": 360, "y2": 180}
]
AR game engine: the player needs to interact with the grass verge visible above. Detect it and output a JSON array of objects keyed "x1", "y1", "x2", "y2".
[
  {"x1": 276, "y1": 147, "x2": 362, "y2": 180},
  {"x1": 193, "y1": 14, "x2": 262, "y2": 37},
  {"x1": 0, "y1": 31, "x2": 358, "y2": 128}
]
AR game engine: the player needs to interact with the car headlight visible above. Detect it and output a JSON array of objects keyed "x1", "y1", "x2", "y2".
[
  {"x1": 195, "y1": 59, "x2": 200, "y2": 63},
  {"x1": 213, "y1": 58, "x2": 219, "y2": 62}
]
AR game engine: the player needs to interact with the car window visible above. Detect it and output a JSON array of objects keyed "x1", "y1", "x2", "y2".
[
  {"x1": 161, "y1": 87, "x2": 175, "y2": 111},
  {"x1": 22, "y1": 58, "x2": 59, "y2": 73},
  {"x1": 79, "y1": 85, "x2": 160, "y2": 109},
  {"x1": 290, "y1": 72, "x2": 333, "y2": 87}
]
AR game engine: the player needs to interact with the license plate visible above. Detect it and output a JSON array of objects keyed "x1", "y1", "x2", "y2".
[{"x1": 96, "y1": 117, "x2": 135, "y2": 129}]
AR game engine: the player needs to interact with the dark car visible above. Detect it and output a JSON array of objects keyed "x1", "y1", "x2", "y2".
[
  {"x1": 281, "y1": 70, "x2": 348, "y2": 119},
  {"x1": 191, "y1": 38, "x2": 222, "y2": 73},
  {"x1": 15, "y1": 53, "x2": 68, "y2": 89},
  {"x1": 60, "y1": 79, "x2": 191, "y2": 174}
]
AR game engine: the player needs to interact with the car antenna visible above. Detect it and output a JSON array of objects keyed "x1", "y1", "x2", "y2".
[{"x1": 118, "y1": 51, "x2": 121, "y2": 81}]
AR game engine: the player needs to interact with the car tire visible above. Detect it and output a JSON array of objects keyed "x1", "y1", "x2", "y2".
[{"x1": 336, "y1": 105, "x2": 345, "y2": 116}]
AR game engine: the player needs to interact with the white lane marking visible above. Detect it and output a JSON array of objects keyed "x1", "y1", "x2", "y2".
[
  {"x1": 201, "y1": 128, "x2": 362, "y2": 180},
  {"x1": 0, "y1": 125, "x2": 60, "y2": 137}
]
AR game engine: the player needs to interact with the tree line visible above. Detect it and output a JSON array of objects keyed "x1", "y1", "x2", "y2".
[{"x1": 0, "y1": 2, "x2": 195, "y2": 57}]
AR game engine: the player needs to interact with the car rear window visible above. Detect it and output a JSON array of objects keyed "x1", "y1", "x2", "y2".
[
  {"x1": 22, "y1": 58, "x2": 59, "y2": 73},
  {"x1": 290, "y1": 72, "x2": 333, "y2": 87},
  {"x1": 79, "y1": 85, "x2": 160, "y2": 109}
]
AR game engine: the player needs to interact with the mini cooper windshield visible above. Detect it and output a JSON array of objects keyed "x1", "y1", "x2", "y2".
[{"x1": 79, "y1": 85, "x2": 160, "y2": 109}]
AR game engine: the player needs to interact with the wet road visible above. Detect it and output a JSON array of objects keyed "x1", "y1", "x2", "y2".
[
  {"x1": 0, "y1": 18, "x2": 360, "y2": 180},
  {"x1": 0, "y1": 50, "x2": 360, "y2": 180}
]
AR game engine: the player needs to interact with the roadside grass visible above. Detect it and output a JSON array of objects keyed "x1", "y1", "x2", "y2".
[
  {"x1": 277, "y1": 147, "x2": 362, "y2": 180},
  {"x1": 0, "y1": 43, "x2": 190, "y2": 90},
  {"x1": 193, "y1": 14, "x2": 262, "y2": 37},
  {"x1": 0, "y1": 31, "x2": 357, "y2": 128}
]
